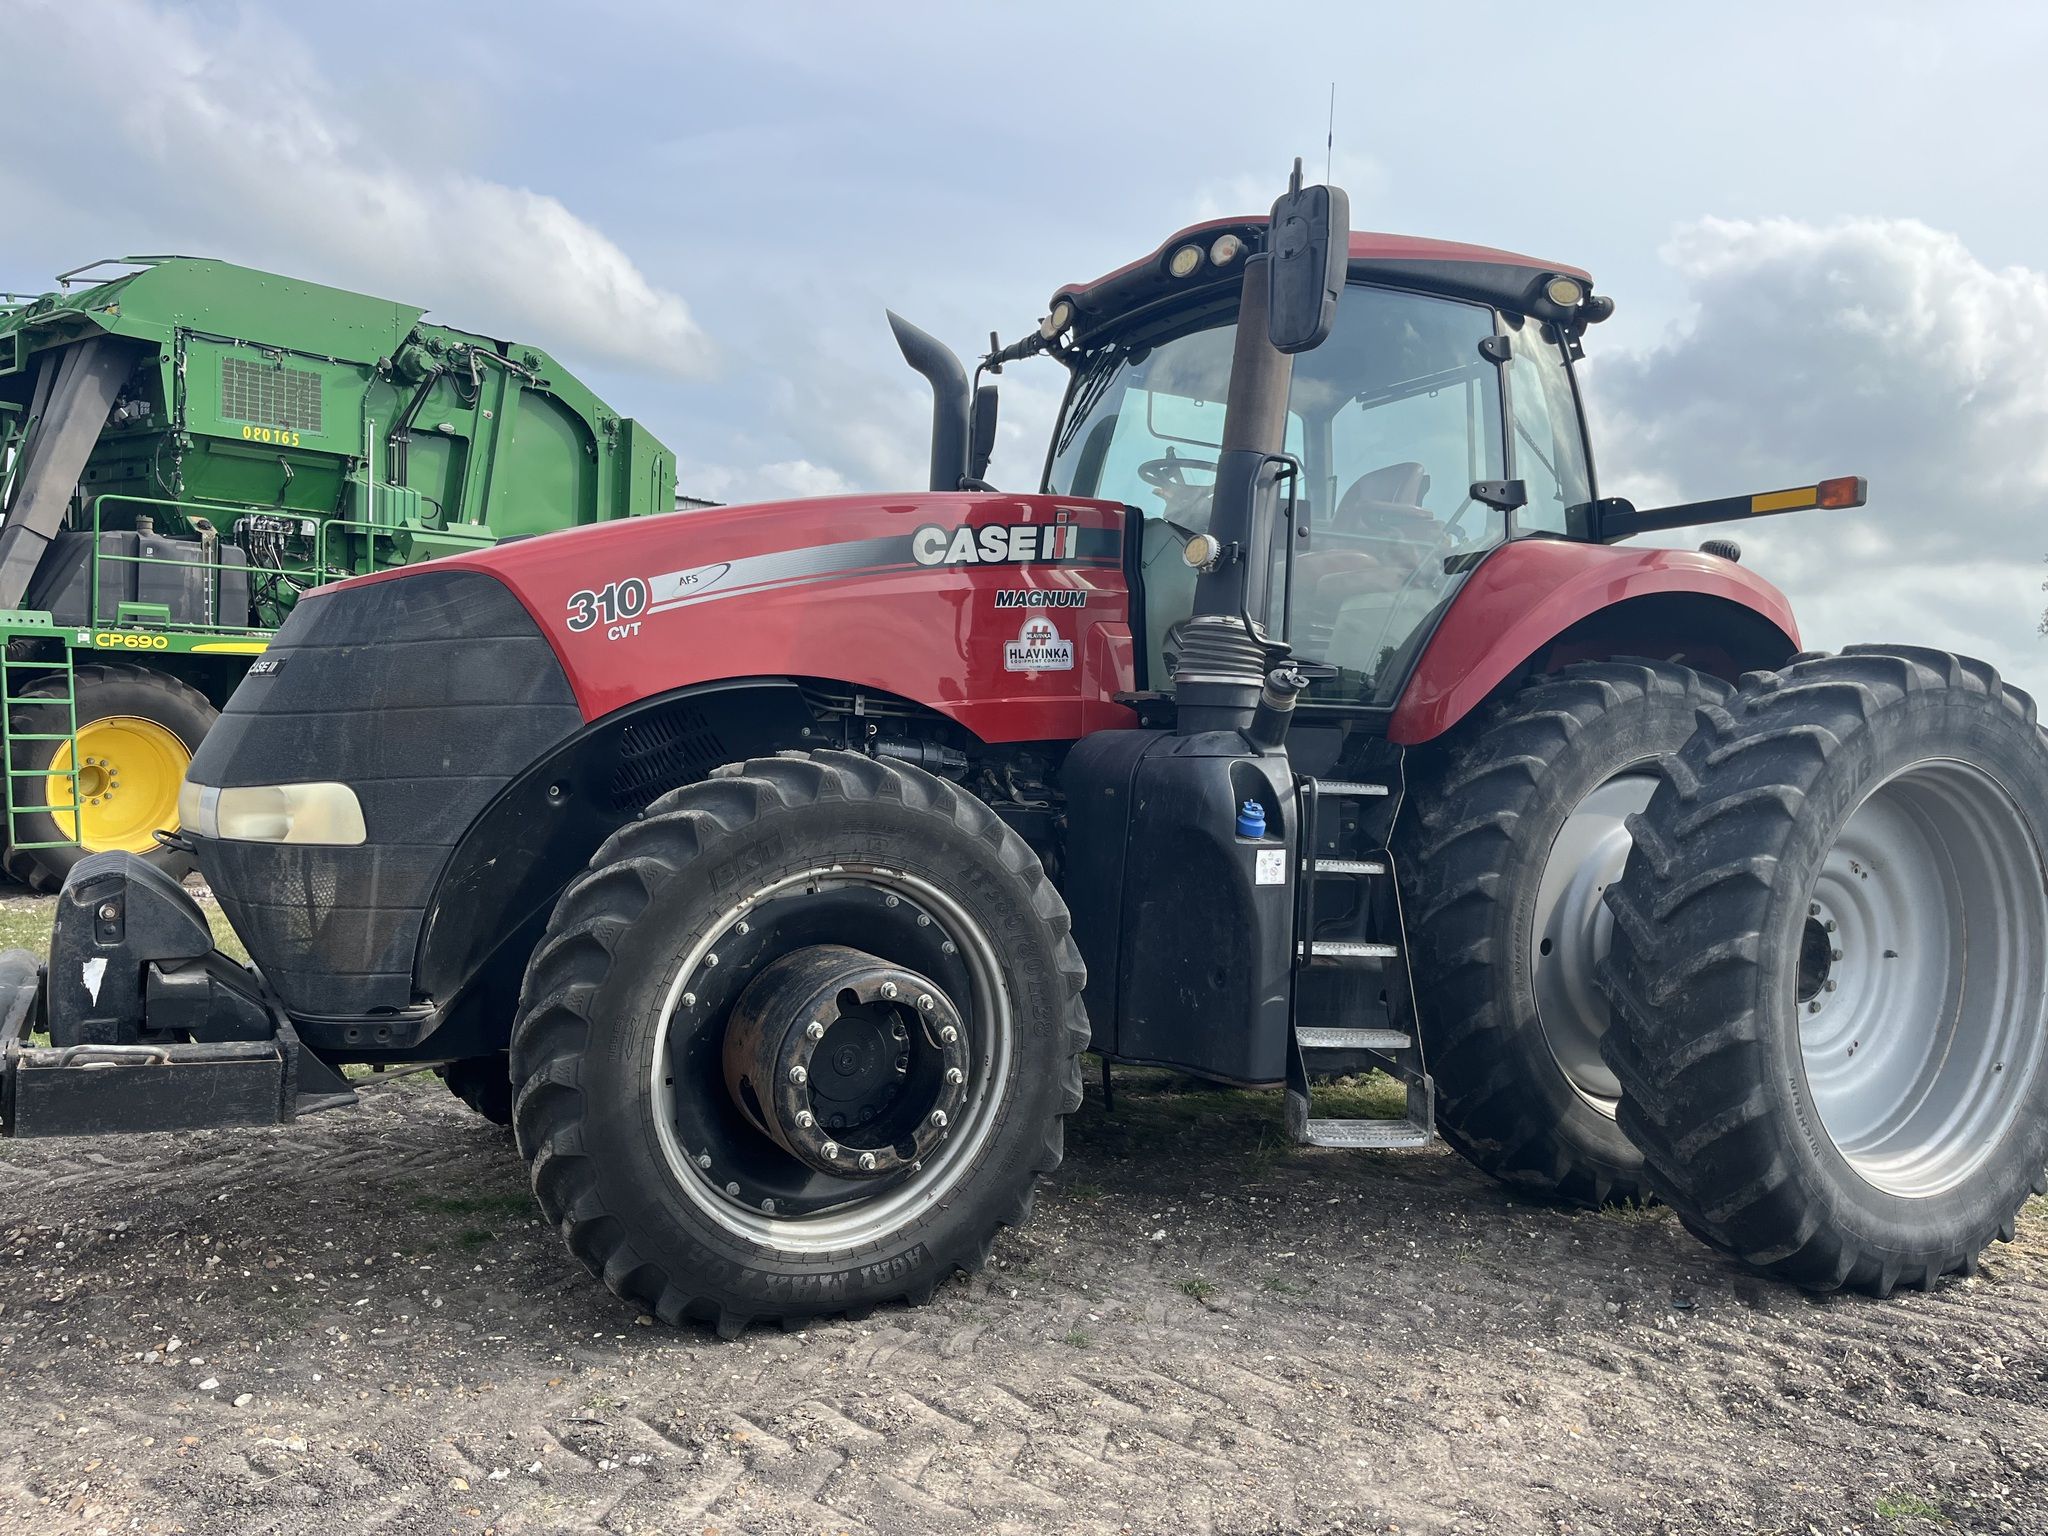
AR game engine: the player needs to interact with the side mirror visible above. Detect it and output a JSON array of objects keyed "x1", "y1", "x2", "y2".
[
  {"x1": 967, "y1": 383, "x2": 999, "y2": 484},
  {"x1": 1266, "y1": 160, "x2": 1349, "y2": 354}
]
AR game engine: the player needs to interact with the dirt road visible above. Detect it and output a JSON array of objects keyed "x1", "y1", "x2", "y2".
[{"x1": 1, "y1": 1057, "x2": 2043, "y2": 1535}]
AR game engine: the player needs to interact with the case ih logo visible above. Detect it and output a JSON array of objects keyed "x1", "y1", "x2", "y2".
[
  {"x1": 1004, "y1": 615, "x2": 1074, "y2": 673},
  {"x1": 912, "y1": 520, "x2": 1080, "y2": 566}
]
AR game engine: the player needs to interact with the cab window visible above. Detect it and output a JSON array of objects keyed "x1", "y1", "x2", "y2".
[{"x1": 1503, "y1": 315, "x2": 1592, "y2": 536}]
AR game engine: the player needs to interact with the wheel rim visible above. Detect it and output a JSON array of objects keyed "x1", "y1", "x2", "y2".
[
  {"x1": 1797, "y1": 758, "x2": 2048, "y2": 1198},
  {"x1": 1531, "y1": 770, "x2": 1658, "y2": 1113},
  {"x1": 46, "y1": 715, "x2": 191, "y2": 853},
  {"x1": 649, "y1": 864, "x2": 1012, "y2": 1251}
]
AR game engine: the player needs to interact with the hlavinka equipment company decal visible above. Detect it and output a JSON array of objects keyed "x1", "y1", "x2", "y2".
[{"x1": 1005, "y1": 615, "x2": 1074, "y2": 672}]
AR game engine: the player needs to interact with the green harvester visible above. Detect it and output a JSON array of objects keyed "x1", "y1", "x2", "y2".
[{"x1": 0, "y1": 255, "x2": 678, "y2": 889}]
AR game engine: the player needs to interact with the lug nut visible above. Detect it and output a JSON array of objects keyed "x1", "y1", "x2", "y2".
[
  {"x1": 788, "y1": 1064, "x2": 807, "y2": 1084},
  {"x1": 881, "y1": 981, "x2": 898, "y2": 999},
  {"x1": 735, "y1": 920, "x2": 750, "y2": 936},
  {"x1": 945, "y1": 1067, "x2": 964, "y2": 1086},
  {"x1": 704, "y1": 952, "x2": 720, "y2": 967},
  {"x1": 696, "y1": 1153, "x2": 712, "y2": 1169},
  {"x1": 930, "y1": 1110, "x2": 948, "y2": 1128},
  {"x1": 1824, "y1": 920, "x2": 1836, "y2": 933},
  {"x1": 761, "y1": 1198, "x2": 776, "y2": 1213},
  {"x1": 941, "y1": 941, "x2": 957, "y2": 955},
  {"x1": 1809, "y1": 902, "x2": 1820, "y2": 917},
  {"x1": 725, "y1": 1182, "x2": 740, "y2": 1196},
  {"x1": 940, "y1": 1025, "x2": 958, "y2": 1044},
  {"x1": 884, "y1": 895, "x2": 900, "y2": 908},
  {"x1": 681, "y1": 992, "x2": 697, "y2": 1007},
  {"x1": 796, "y1": 1109, "x2": 815, "y2": 1129},
  {"x1": 96, "y1": 902, "x2": 118, "y2": 922},
  {"x1": 917, "y1": 914, "x2": 931, "y2": 927},
  {"x1": 858, "y1": 1152, "x2": 877, "y2": 1170},
  {"x1": 1831, "y1": 949, "x2": 1843, "y2": 962},
  {"x1": 805, "y1": 1020, "x2": 825, "y2": 1041},
  {"x1": 1825, "y1": 979, "x2": 1837, "y2": 992},
  {"x1": 918, "y1": 993, "x2": 934, "y2": 1011},
  {"x1": 822, "y1": 1141, "x2": 840, "y2": 1160},
  {"x1": 1808, "y1": 1000, "x2": 1823, "y2": 1013}
]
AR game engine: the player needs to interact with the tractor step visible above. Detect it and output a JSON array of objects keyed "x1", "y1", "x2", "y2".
[
  {"x1": 1313, "y1": 857, "x2": 1385, "y2": 876},
  {"x1": 1297, "y1": 1025, "x2": 1410, "y2": 1052},
  {"x1": 1294, "y1": 1116, "x2": 1434, "y2": 1150},
  {"x1": 1307, "y1": 939, "x2": 1398, "y2": 961},
  {"x1": 1286, "y1": 762, "x2": 1437, "y2": 1152},
  {"x1": 1313, "y1": 780, "x2": 1389, "y2": 798}
]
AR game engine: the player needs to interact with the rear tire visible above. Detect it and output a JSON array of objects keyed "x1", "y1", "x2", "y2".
[
  {"x1": 1399, "y1": 660, "x2": 1732, "y2": 1206},
  {"x1": 4, "y1": 664, "x2": 215, "y2": 892},
  {"x1": 438, "y1": 1055, "x2": 514, "y2": 1126},
  {"x1": 1601, "y1": 647, "x2": 2048, "y2": 1293},
  {"x1": 509, "y1": 751, "x2": 1088, "y2": 1334}
]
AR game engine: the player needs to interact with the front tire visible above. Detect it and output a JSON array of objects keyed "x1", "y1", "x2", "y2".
[
  {"x1": 1602, "y1": 647, "x2": 2048, "y2": 1292},
  {"x1": 510, "y1": 751, "x2": 1087, "y2": 1334},
  {"x1": 1399, "y1": 660, "x2": 1732, "y2": 1206}
]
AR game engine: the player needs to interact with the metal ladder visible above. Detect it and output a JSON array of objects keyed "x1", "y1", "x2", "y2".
[
  {"x1": 1, "y1": 635, "x2": 80, "y2": 851},
  {"x1": 1284, "y1": 772, "x2": 1436, "y2": 1149}
]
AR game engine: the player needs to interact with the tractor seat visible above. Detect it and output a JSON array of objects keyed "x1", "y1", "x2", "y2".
[{"x1": 1336, "y1": 460, "x2": 1431, "y2": 524}]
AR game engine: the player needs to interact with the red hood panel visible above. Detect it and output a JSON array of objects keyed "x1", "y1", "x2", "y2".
[{"x1": 322, "y1": 492, "x2": 1139, "y2": 742}]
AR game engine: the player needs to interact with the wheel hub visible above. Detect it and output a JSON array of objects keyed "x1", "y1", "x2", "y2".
[
  {"x1": 1794, "y1": 759, "x2": 2047, "y2": 1196},
  {"x1": 1531, "y1": 771, "x2": 1658, "y2": 1109},
  {"x1": 723, "y1": 944, "x2": 968, "y2": 1179}
]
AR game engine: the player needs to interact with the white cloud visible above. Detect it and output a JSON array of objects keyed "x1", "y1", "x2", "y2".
[
  {"x1": 8, "y1": 0, "x2": 708, "y2": 378},
  {"x1": 1589, "y1": 216, "x2": 2048, "y2": 693}
]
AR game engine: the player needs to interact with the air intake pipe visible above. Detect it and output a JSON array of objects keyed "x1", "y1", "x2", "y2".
[{"x1": 887, "y1": 312, "x2": 971, "y2": 493}]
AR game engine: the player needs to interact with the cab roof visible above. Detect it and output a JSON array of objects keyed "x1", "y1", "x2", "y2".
[{"x1": 1054, "y1": 216, "x2": 1596, "y2": 342}]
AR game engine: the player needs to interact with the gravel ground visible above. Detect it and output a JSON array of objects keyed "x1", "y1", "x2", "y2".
[{"x1": 0, "y1": 902, "x2": 2044, "y2": 1534}]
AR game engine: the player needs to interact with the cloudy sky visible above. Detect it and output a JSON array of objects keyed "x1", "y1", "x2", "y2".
[{"x1": 9, "y1": 0, "x2": 2047, "y2": 689}]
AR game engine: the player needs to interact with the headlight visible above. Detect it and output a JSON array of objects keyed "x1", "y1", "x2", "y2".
[
  {"x1": 1209, "y1": 233, "x2": 1244, "y2": 266},
  {"x1": 1167, "y1": 243, "x2": 1205, "y2": 279},
  {"x1": 178, "y1": 780, "x2": 367, "y2": 845}
]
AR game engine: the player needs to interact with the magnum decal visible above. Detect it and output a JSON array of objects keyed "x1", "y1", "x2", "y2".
[{"x1": 994, "y1": 589, "x2": 1088, "y2": 609}]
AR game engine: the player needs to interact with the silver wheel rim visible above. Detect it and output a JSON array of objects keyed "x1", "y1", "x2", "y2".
[
  {"x1": 1798, "y1": 758, "x2": 2048, "y2": 1198},
  {"x1": 649, "y1": 864, "x2": 1014, "y2": 1251},
  {"x1": 1531, "y1": 771, "x2": 1658, "y2": 1113}
]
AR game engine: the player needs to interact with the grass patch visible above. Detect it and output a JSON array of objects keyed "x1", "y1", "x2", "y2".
[
  {"x1": 456, "y1": 1227, "x2": 498, "y2": 1250},
  {"x1": 1874, "y1": 1491, "x2": 1944, "y2": 1523},
  {"x1": 1177, "y1": 1277, "x2": 1215, "y2": 1300},
  {"x1": 414, "y1": 1191, "x2": 532, "y2": 1220},
  {"x1": 1061, "y1": 1328, "x2": 1093, "y2": 1348},
  {"x1": 0, "y1": 889, "x2": 247, "y2": 962},
  {"x1": 1262, "y1": 1275, "x2": 1310, "y2": 1296},
  {"x1": 1063, "y1": 1181, "x2": 1106, "y2": 1202},
  {"x1": 1602, "y1": 1201, "x2": 1672, "y2": 1228}
]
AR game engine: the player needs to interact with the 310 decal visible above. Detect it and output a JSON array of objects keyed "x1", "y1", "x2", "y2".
[{"x1": 565, "y1": 577, "x2": 649, "y2": 639}]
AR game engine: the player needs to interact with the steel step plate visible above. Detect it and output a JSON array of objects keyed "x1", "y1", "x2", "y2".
[
  {"x1": 1297, "y1": 1026, "x2": 1410, "y2": 1052},
  {"x1": 1298, "y1": 1117, "x2": 1434, "y2": 1149},
  {"x1": 1308, "y1": 939, "x2": 1398, "y2": 961},
  {"x1": 1313, "y1": 858, "x2": 1386, "y2": 876},
  {"x1": 1313, "y1": 780, "x2": 1390, "y2": 797}
]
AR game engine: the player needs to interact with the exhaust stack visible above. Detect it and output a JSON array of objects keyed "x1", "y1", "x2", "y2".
[{"x1": 887, "y1": 312, "x2": 971, "y2": 493}]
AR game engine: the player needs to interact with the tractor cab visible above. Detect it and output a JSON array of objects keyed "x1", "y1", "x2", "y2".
[{"x1": 1033, "y1": 222, "x2": 1602, "y2": 707}]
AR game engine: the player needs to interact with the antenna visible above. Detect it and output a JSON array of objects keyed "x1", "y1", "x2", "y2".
[{"x1": 1325, "y1": 83, "x2": 1336, "y2": 183}]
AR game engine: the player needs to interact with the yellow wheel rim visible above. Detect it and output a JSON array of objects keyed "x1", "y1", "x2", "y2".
[{"x1": 45, "y1": 715, "x2": 192, "y2": 854}]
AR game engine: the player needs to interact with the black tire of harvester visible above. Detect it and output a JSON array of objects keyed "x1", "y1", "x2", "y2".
[
  {"x1": 508, "y1": 751, "x2": 1088, "y2": 1335},
  {"x1": 4, "y1": 664, "x2": 217, "y2": 893},
  {"x1": 1601, "y1": 647, "x2": 2048, "y2": 1293},
  {"x1": 438, "y1": 1055, "x2": 515, "y2": 1127},
  {"x1": 1398, "y1": 660, "x2": 1732, "y2": 1206}
]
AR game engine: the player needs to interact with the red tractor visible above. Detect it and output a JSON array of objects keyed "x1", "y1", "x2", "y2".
[{"x1": 4, "y1": 168, "x2": 2044, "y2": 1333}]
